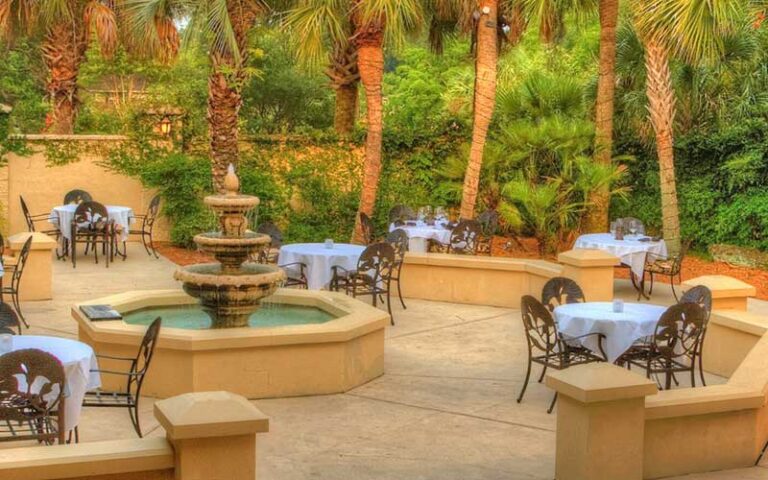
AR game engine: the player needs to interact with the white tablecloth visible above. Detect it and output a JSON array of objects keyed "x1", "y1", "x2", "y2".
[
  {"x1": 8, "y1": 335, "x2": 101, "y2": 432},
  {"x1": 50, "y1": 205, "x2": 134, "y2": 242},
  {"x1": 278, "y1": 243, "x2": 365, "y2": 290},
  {"x1": 574, "y1": 233, "x2": 668, "y2": 278},
  {"x1": 389, "y1": 222, "x2": 452, "y2": 253},
  {"x1": 554, "y1": 302, "x2": 667, "y2": 363}
]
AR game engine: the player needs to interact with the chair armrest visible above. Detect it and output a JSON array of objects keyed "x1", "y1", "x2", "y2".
[
  {"x1": 90, "y1": 369, "x2": 140, "y2": 377},
  {"x1": 95, "y1": 354, "x2": 135, "y2": 361}
]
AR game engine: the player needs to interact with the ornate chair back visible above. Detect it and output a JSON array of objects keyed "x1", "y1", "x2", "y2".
[
  {"x1": 257, "y1": 222, "x2": 283, "y2": 249},
  {"x1": 73, "y1": 201, "x2": 109, "y2": 230},
  {"x1": 129, "y1": 318, "x2": 162, "y2": 400},
  {"x1": 388, "y1": 205, "x2": 416, "y2": 224},
  {"x1": 19, "y1": 196, "x2": 35, "y2": 232},
  {"x1": 386, "y1": 229, "x2": 409, "y2": 265},
  {"x1": 450, "y1": 220, "x2": 481, "y2": 254},
  {"x1": 651, "y1": 303, "x2": 706, "y2": 363},
  {"x1": 356, "y1": 242, "x2": 395, "y2": 286},
  {"x1": 359, "y1": 212, "x2": 374, "y2": 245},
  {"x1": 145, "y1": 195, "x2": 161, "y2": 228},
  {"x1": 63, "y1": 189, "x2": 93, "y2": 205},
  {"x1": 541, "y1": 277, "x2": 586, "y2": 312},
  {"x1": 10, "y1": 237, "x2": 32, "y2": 294},
  {"x1": 679, "y1": 285, "x2": 712, "y2": 319},
  {"x1": 521, "y1": 295, "x2": 559, "y2": 356},
  {"x1": 477, "y1": 210, "x2": 500, "y2": 237}
]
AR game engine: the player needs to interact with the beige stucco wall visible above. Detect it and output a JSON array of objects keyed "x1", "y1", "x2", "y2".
[{"x1": 2, "y1": 137, "x2": 168, "y2": 241}]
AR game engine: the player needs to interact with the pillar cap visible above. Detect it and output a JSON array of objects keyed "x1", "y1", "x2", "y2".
[
  {"x1": 558, "y1": 249, "x2": 620, "y2": 267},
  {"x1": 7, "y1": 232, "x2": 57, "y2": 250},
  {"x1": 681, "y1": 275, "x2": 756, "y2": 299},
  {"x1": 155, "y1": 391, "x2": 269, "y2": 440},
  {"x1": 546, "y1": 363, "x2": 657, "y2": 404}
]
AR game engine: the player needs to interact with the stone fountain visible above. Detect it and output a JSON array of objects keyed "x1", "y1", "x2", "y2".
[{"x1": 173, "y1": 165, "x2": 286, "y2": 328}]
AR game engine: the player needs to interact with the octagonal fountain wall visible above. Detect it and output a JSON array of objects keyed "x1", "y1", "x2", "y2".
[{"x1": 74, "y1": 288, "x2": 387, "y2": 399}]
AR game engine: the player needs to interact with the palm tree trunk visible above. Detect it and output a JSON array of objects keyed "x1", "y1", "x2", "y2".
[
  {"x1": 334, "y1": 83, "x2": 359, "y2": 133},
  {"x1": 644, "y1": 38, "x2": 681, "y2": 254},
  {"x1": 328, "y1": 43, "x2": 360, "y2": 135},
  {"x1": 208, "y1": 60, "x2": 242, "y2": 193},
  {"x1": 539, "y1": 3, "x2": 564, "y2": 44},
  {"x1": 352, "y1": 35, "x2": 384, "y2": 243},
  {"x1": 584, "y1": 0, "x2": 619, "y2": 232},
  {"x1": 43, "y1": 21, "x2": 86, "y2": 134},
  {"x1": 505, "y1": 2, "x2": 527, "y2": 47},
  {"x1": 460, "y1": 0, "x2": 498, "y2": 220}
]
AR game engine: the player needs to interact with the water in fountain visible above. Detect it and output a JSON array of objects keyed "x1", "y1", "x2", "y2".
[{"x1": 173, "y1": 165, "x2": 287, "y2": 328}]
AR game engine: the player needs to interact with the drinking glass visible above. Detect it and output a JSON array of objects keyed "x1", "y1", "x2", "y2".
[
  {"x1": 324, "y1": 239, "x2": 334, "y2": 249},
  {"x1": 0, "y1": 334, "x2": 12, "y2": 354}
]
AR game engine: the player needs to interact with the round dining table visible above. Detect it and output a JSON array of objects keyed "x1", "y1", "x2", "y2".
[
  {"x1": 554, "y1": 302, "x2": 667, "y2": 363},
  {"x1": 278, "y1": 243, "x2": 365, "y2": 290},
  {"x1": 49, "y1": 204, "x2": 134, "y2": 242},
  {"x1": 574, "y1": 233, "x2": 668, "y2": 278},
  {"x1": 389, "y1": 221, "x2": 452, "y2": 253},
  {"x1": 5, "y1": 335, "x2": 101, "y2": 433}
]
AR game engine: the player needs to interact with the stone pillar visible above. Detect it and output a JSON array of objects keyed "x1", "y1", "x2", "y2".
[
  {"x1": 546, "y1": 363, "x2": 657, "y2": 480},
  {"x1": 558, "y1": 249, "x2": 619, "y2": 302},
  {"x1": 7, "y1": 232, "x2": 58, "y2": 301},
  {"x1": 682, "y1": 275, "x2": 756, "y2": 311},
  {"x1": 154, "y1": 391, "x2": 269, "y2": 480}
]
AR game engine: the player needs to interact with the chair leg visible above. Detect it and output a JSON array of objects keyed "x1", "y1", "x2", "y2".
[
  {"x1": 690, "y1": 366, "x2": 696, "y2": 388},
  {"x1": 537, "y1": 364, "x2": 548, "y2": 383},
  {"x1": 670, "y1": 275, "x2": 679, "y2": 301},
  {"x1": 547, "y1": 392, "x2": 558, "y2": 414},
  {"x1": 699, "y1": 349, "x2": 707, "y2": 386},
  {"x1": 386, "y1": 288, "x2": 394, "y2": 326},
  {"x1": 149, "y1": 232, "x2": 159, "y2": 259},
  {"x1": 397, "y1": 279, "x2": 407, "y2": 309},
  {"x1": 13, "y1": 292, "x2": 28, "y2": 329},
  {"x1": 141, "y1": 232, "x2": 152, "y2": 256},
  {"x1": 129, "y1": 402, "x2": 142, "y2": 438},
  {"x1": 516, "y1": 357, "x2": 532, "y2": 404}
]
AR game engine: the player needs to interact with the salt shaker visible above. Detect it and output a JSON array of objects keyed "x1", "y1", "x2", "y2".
[{"x1": 612, "y1": 299, "x2": 624, "y2": 313}]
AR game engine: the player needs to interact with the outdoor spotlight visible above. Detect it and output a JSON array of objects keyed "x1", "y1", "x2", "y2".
[
  {"x1": 482, "y1": 6, "x2": 491, "y2": 15},
  {"x1": 159, "y1": 116, "x2": 172, "y2": 136}
]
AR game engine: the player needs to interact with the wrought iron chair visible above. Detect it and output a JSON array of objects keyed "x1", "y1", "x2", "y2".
[
  {"x1": 255, "y1": 223, "x2": 308, "y2": 289},
  {"x1": 679, "y1": 285, "x2": 712, "y2": 386},
  {"x1": 82, "y1": 317, "x2": 162, "y2": 438},
  {"x1": 358, "y1": 212, "x2": 375, "y2": 245},
  {"x1": 331, "y1": 242, "x2": 396, "y2": 325},
  {"x1": 388, "y1": 205, "x2": 416, "y2": 224},
  {"x1": 517, "y1": 295, "x2": 605, "y2": 413},
  {"x1": 63, "y1": 189, "x2": 93, "y2": 205},
  {"x1": 0, "y1": 303, "x2": 22, "y2": 335},
  {"x1": 428, "y1": 219, "x2": 482, "y2": 255},
  {"x1": 386, "y1": 228, "x2": 409, "y2": 310},
  {"x1": 643, "y1": 240, "x2": 691, "y2": 300},
  {"x1": 0, "y1": 236, "x2": 32, "y2": 329},
  {"x1": 0, "y1": 348, "x2": 67, "y2": 445},
  {"x1": 476, "y1": 210, "x2": 499, "y2": 255},
  {"x1": 619, "y1": 302, "x2": 706, "y2": 390},
  {"x1": 71, "y1": 201, "x2": 113, "y2": 268},
  {"x1": 20, "y1": 196, "x2": 60, "y2": 239},
  {"x1": 541, "y1": 277, "x2": 586, "y2": 313},
  {"x1": 128, "y1": 195, "x2": 161, "y2": 258}
]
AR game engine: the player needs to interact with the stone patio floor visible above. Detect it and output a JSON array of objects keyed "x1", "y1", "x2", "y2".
[{"x1": 15, "y1": 243, "x2": 768, "y2": 479}]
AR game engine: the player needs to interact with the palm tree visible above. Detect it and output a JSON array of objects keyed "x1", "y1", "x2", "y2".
[
  {"x1": 633, "y1": 0, "x2": 750, "y2": 254},
  {"x1": 126, "y1": 0, "x2": 264, "y2": 192},
  {"x1": 519, "y1": 0, "x2": 597, "y2": 45},
  {"x1": 584, "y1": 0, "x2": 619, "y2": 232},
  {"x1": 459, "y1": 0, "x2": 498, "y2": 220},
  {"x1": 0, "y1": 0, "x2": 118, "y2": 133}
]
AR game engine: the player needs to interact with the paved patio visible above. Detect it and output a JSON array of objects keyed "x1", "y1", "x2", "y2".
[{"x1": 14, "y1": 243, "x2": 768, "y2": 479}]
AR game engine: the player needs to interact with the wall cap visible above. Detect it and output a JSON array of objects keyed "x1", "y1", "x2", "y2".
[
  {"x1": 546, "y1": 363, "x2": 657, "y2": 403},
  {"x1": 155, "y1": 391, "x2": 269, "y2": 440},
  {"x1": 682, "y1": 275, "x2": 756, "y2": 299},
  {"x1": 403, "y1": 252, "x2": 563, "y2": 276},
  {"x1": 711, "y1": 310, "x2": 768, "y2": 337},
  {"x1": 645, "y1": 384, "x2": 764, "y2": 420},
  {"x1": 558, "y1": 249, "x2": 620, "y2": 268},
  {"x1": 11, "y1": 134, "x2": 129, "y2": 142},
  {"x1": 7, "y1": 232, "x2": 58, "y2": 250}
]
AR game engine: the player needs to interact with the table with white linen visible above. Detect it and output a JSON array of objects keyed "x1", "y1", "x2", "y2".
[
  {"x1": 50, "y1": 204, "x2": 134, "y2": 242},
  {"x1": 7, "y1": 335, "x2": 101, "y2": 432},
  {"x1": 278, "y1": 243, "x2": 365, "y2": 290},
  {"x1": 554, "y1": 302, "x2": 667, "y2": 363},
  {"x1": 574, "y1": 233, "x2": 668, "y2": 278},
  {"x1": 389, "y1": 222, "x2": 452, "y2": 253}
]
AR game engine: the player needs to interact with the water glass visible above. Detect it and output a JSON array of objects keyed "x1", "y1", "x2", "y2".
[
  {"x1": 324, "y1": 239, "x2": 334, "y2": 249},
  {"x1": 0, "y1": 334, "x2": 12, "y2": 355},
  {"x1": 612, "y1": 299, "x2": 624, "y2": 313}
]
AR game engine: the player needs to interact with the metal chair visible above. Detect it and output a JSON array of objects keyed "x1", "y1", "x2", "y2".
[
  {"x1": 386, "y1": 228, "x2": 409, "y2": 310},
  {"x1": 0, "y1": 236, "x2": 32, "y2": 329},
  {"x1": 388, "y1": 205, "x2": 416, "y2": 224},
  {"x1": 71, "y1": 201, "x2": 113, "y2": 268},
  {"x1": 255, "y1": 223, "x2": 308, "y2": 288},
  {"x1": 476, "y1": 210, "x2": 499, "y2": 255},
  {"x1": 619, "y1": 303, "x2": 706, "y2": 390},
  {"x1": 20, "y1": 196, "x2": 60, "y2": 238},
  {"x1": 428, "y1": 219, "x2": 482, "y2": 255},
  {"x1": 0, "y1": 303, "x2": 21, "y2": 335},
  {"x1": 541, "y1": 277, "x2": 586, "y2": 313},
  {"x1": 82, "y1": 317, "x2": 162, "y2": 438},
  {"x1": 63, "y1": 189, "x2": 93, "y2": 205},
  {"x1": 679, "y1": 285, "x2": 712, "y2": 386},
  {"x1": 643, "y1": 240, "x2": 690, "y2": 300},
  {"x1": 0, "y1": 348, "x2": 67, "y2": 445},
  {"x1": 358, "y1": 212, "x2": 375, "y2": 245},
  {"x1": 331, "y1": 242, "x2": 396, "y2": 325},
  {"x1": 517, "y1": 295, "x2": 605, "y2": 413},
  {"x1": 128, "y1": 195, "x2": 161, "y2": 258}
]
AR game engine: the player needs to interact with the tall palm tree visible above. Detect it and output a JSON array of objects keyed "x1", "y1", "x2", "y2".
[
  {"x1": 633, "y1": 0, "x2": 750, "y2": 254},
  {"x1": 459, "y1": 0, "x2": 498, "y2": 220},
  {"x1": 584, "y1": 0, "x2": 618, "y2": 233},
  {"x1": 519, "y1": 0, "x2": 597, "y2": 45},
  {"x1": 126, "y1": 0, "x2": 264, "y2": 192},
  {"x1": 0, "y1": 0, "x2": 118, "y2": 133}
]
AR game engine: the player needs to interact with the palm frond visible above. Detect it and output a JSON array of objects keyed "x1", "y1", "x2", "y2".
[
  {"x1": 284, "y1": 0, "x2": 348, "y2": 67},
  {"x1": 355, "y1": 0, "x2": 424, "y2": 48}
]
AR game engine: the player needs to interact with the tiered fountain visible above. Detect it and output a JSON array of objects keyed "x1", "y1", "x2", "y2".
[{"x1": 173, "y1": 165, "x2": 286, "y2": 328}]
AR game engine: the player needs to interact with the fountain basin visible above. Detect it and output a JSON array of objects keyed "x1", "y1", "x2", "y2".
[{"x1": 74, "y1": 288, "x2": 388, "y2": 399}]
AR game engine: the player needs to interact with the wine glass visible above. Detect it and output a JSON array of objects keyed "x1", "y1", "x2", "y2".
[{"x1": 628, "y1": 220, "x2": 638, "y2": 237}]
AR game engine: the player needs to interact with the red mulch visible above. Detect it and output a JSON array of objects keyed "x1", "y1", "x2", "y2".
[{"x1": 157, "y1": 237, "x2": 768, "y2": 300}]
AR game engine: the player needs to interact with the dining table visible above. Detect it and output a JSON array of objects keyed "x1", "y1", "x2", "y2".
[
  {"x1": 389, "y1": 221, "x2": 452, "y2": 253},
  {"x1": 5, "y1": 335, "x2": 101, "y2": 433},
  {"x1": 277, "y1": 243, "x2": 366, "y2": 290},
  {"x1": 554, "y1": 301, "x2": 667, "y2": 363},
  {"x1": 574, "y1": 233, "x2": 668, "y2": 279},
  {"x1": 49, "y1": 204, "x2": 135, "y2": 243}
]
